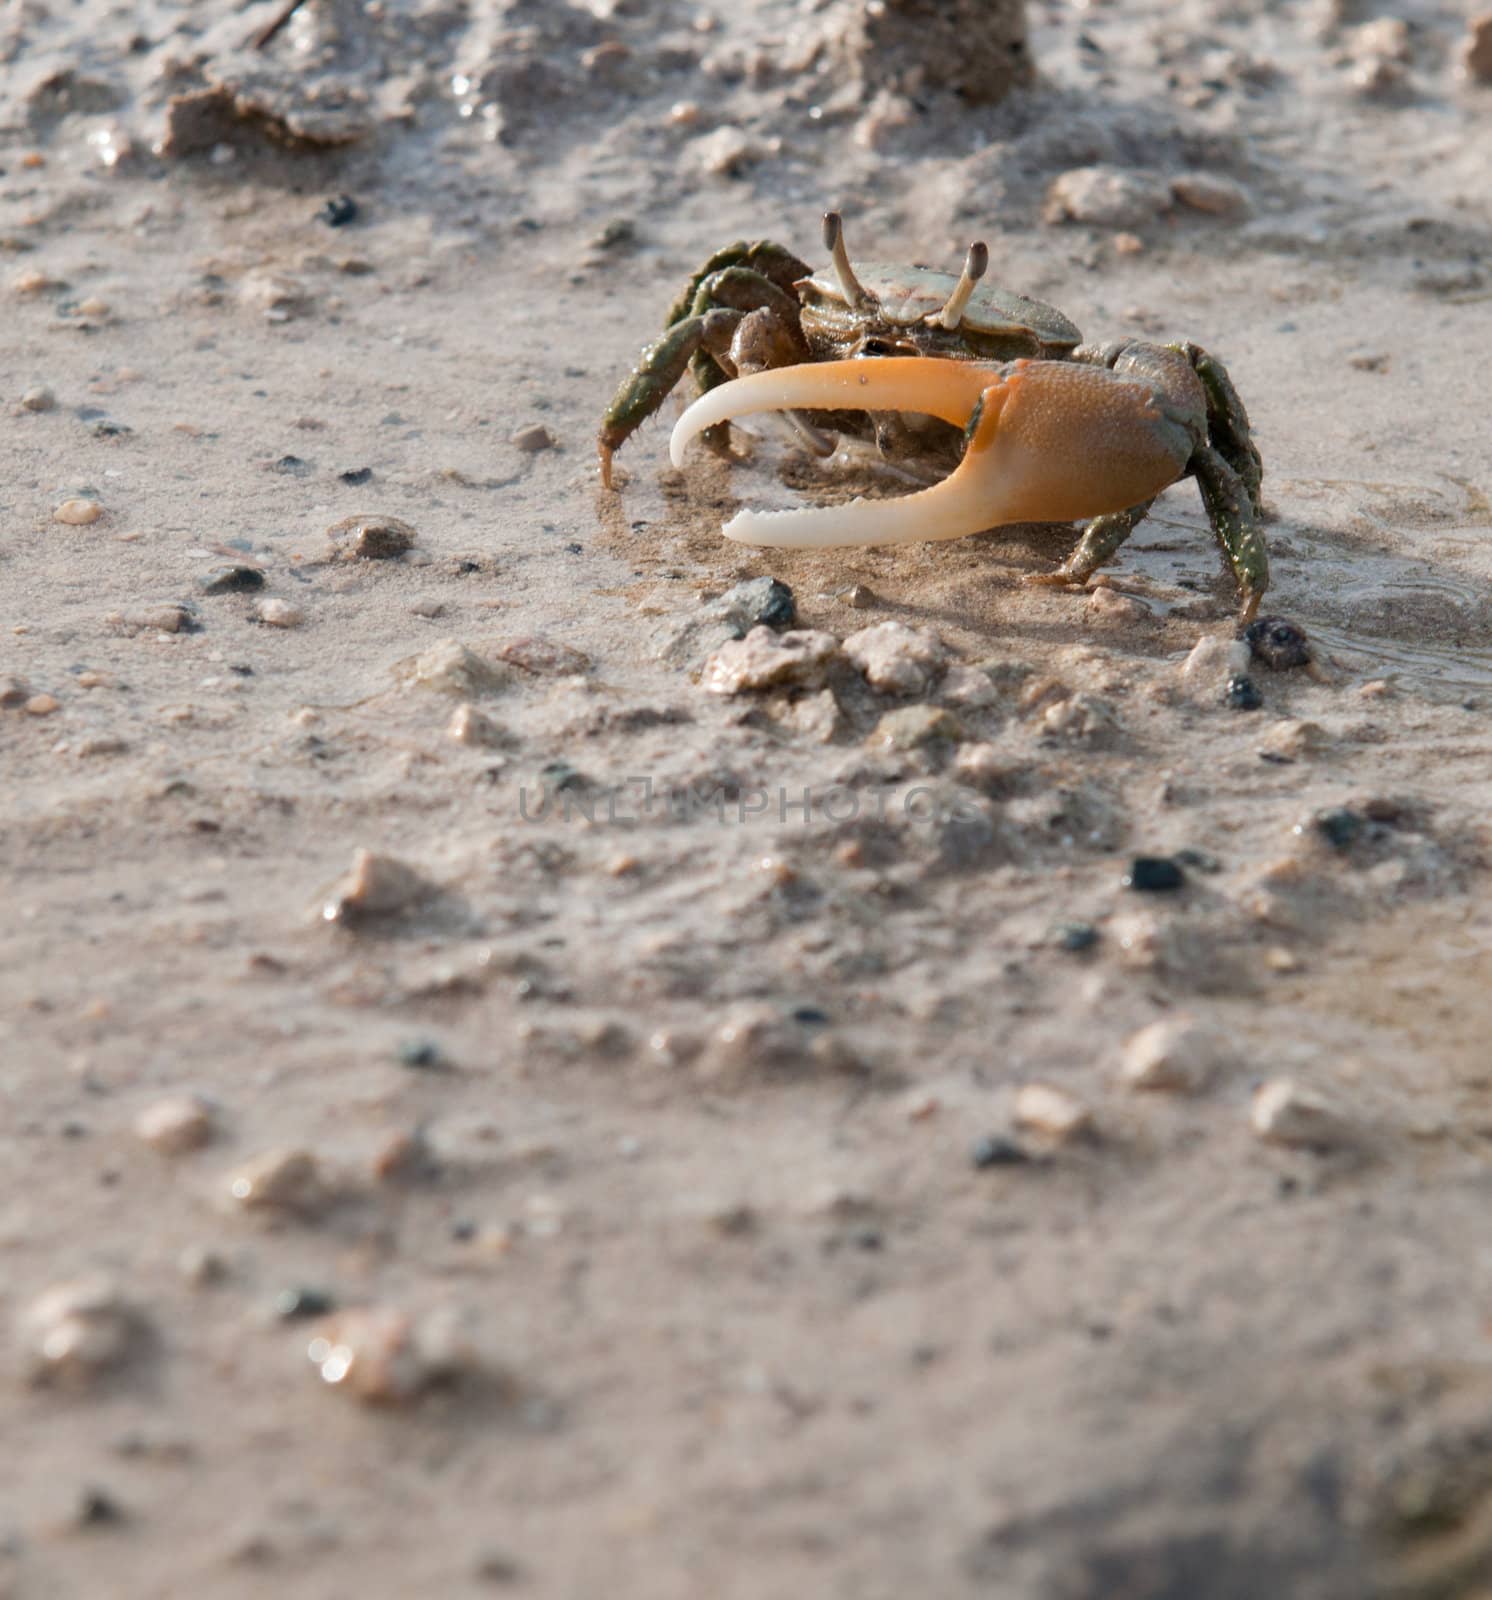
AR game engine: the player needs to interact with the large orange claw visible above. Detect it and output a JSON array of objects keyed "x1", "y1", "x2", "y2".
[{"x1": 668, "y1": 355, "x2": 1197, "y2": 550}]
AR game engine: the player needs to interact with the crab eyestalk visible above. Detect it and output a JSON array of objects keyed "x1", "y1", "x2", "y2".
[
  {"x1": 936, "y1": 240, "x2": 989, "y2": 331},
  {"x1": 669, "y1": 355, "x2": 1197, "y2": 551},
  {"x1": 822, "y1": 211, "x2": 872, "y2": 310}
]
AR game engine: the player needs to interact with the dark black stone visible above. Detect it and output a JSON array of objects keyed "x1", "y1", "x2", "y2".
[
  {"x1": 972, "y1": 1135, "x2": 1030, "y2": 1169},
  {"x1": 1312, "y1": 807, "x2": 1364, "y2": 851},
  {"x1": 791, "y1": 1005, "x2": 830, "y2": 1025},
  {"x1": 274, "y1": 1287, "x2": 336, "y2": 1321},
  {"x1": 397, "y1": 1038, "x2": 444, "y2": 1070},
  {"x1": 1051, "y1": 920, "x2": 1099, "y2": 952},
  {"x1": 318, "y1": 194, "x2": 359, "y2": 228},
  {"x1": 1244, "y1": 616, "x2": 1311, "y2": 671},
  {"x1": 339, "y1": 466, "x2": 372, "y2": 485},
  {"x1": 1224, "y1": 673, "x2": 1263, "y2": 711},
  {"x1": 199, "y1": 564, "x2": 265, "y2": 594},
  {"x1": 1123, "y1": 856, "x2": 1186, "y2": 892},
  {"x1": 271, "y1": 454, "x2": 312, "y2": 476}
]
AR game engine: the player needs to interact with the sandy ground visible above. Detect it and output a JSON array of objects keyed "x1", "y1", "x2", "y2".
[{"x1": 4, "y1": 0, "x2": 1492, "y2": 1595}]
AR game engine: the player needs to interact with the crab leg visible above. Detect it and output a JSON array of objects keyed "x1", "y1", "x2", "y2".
[{"x1": 669, "y1": 356, "x2": 1197, "y2": 551}]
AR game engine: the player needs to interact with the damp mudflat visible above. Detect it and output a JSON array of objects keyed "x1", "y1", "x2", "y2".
[{"x1": 2, "y1": 1, "x2": 1492, "y2": 1595}]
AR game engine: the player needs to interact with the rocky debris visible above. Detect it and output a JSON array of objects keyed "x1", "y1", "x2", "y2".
[
  {"x1": 778, "y1": 689, "x2": 844, "y2": 744},
  {"x1": 659, "y1": 578, "x2": 796, "y2": 666},
  {"x1": 327, "y1": 515, "x2": 415, "y2": 561},
  {"x1": 953, "y1": 743, "x2": 1021, "y2": 794},
  {"x1": 1050, "y1": 920, "x2": 1100, "y2": 953},
  {"x1": 1043, "y1": 166, "x2": 1173, "y2": 229},
  {"x1": 1040, "y1": 692, "x2": 1118, "y2": 743},
  {"x1": 1170, "y1": 173, "x2": 1253, "y2": 218},
  {"x1": 510, "y1": 423, "x2": 555, "y2": 453},
  {"x1": 0, "y1": 677, "x2": 29, "y2": 708},
  {"x1": 843, "y1": 621, "x2": 947, "y2": 695},
  {"x1": 1180, "y1": 633, "x2": 1252, "y2": 699},
  {"x1": 701, "y1": 626, "x2": 839, "y2": 695},
  {"x1": 812, "y1": 0, "x2": 1033, "y2": 106},
  {"x1": 255, "y1": 597, "x2": 304, "y2": 628},
  {"x1": 1260, "y1": 719, "x2": 1328, "y2": 760},
  {"x1": 21, "y1": 385, "x2": 56, "y2": 412},
  {"x1": 1251, "y1": 1079, "x2": 1355, "y2": 1149},
  {"x1": 868, "y1": 705, "x2": 963, "y2": 751},
  {"x1": 396, "y1": 639, "x2": 511, "y2": 697},
  {"x1": 53, "y1": 497, "x2": 102, "y2": 526},
  {"x1": 1343, "y1": 18, "x2": 1411, "y2": 94},
  {"x1": 135, "y1": 1095, "x2": 214, "y2": 1154},
  {"x1": 688, "y1": 127, "x2": 770, "y2": 179},
  {"x1": 238, "y1": 271, "x2": 315, "y2": 321},
  {"x1": 23, "y1": 1277, "x2": 144, "y2": 1386},
  {"x1": 319, "y1": 848, "x2": 437, "y2": 925},
  {"x1": 317, "y1": 194, "x2": 358, "y2": 228},
  {"x1": 160, "y1": 77, "x2": 372, "y2": 160},
  {"x1": 1085, "y1": 586, "x2": 1153, "y2": 626},
  {"x1": 306, "y1": 1305, "x2": 499, "y2": 1404},
  {"x1": 496, "y1": 636, "x2": 591, "y2": 677},
  {"x1": 226, "y1": 1148, "x2": 329, "y2": 1215},
  {"x1": 25, "y1": 694, "x2": 60, "y2": 716},
  {"x1": 1245, "y1": 617, "x2": 1313, "y2": 671},
  {"x1": 939, "y1": 664, "x2": 1000, "y2": 708},
  {"x1": 1464, "y1": 14, "x2": 1492, "y2": 83},
  {"x1": 697, "y1": 1005, "x2": 863, "y2": 1087},
  {"x1": 1013, "y1": 1084, "x2": 1092, "y2": 1144},
  {"x1": 1118, "y1": 1016, "x2": 1236, "y2": 1092}
]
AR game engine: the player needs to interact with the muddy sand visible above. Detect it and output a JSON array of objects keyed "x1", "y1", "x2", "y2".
[{"x1": 4, "y1": 0, "x2": 1492, "y2": 1595}]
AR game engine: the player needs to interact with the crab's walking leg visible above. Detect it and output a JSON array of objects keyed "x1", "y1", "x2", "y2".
[
  {"x1": 663, "y1": 241, "x2": 812, "y2": 329},
  {"x1": 1175, "y1": 341, "x2": 1264, "y2": 518},
  {"x1": 598, "y1": 309, "x2": 742, "y2": 488},
  {"x1": 1193, "y1": 445, "x2": 1269, "y2": 621},
  {"x1": 1024, "y1": 499, "x2": 1156, "y2": 590}
]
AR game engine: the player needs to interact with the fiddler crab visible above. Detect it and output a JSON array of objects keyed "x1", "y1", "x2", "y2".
[{"x1": 598, "y1": 212, "x2": 1268, "y2": 618}]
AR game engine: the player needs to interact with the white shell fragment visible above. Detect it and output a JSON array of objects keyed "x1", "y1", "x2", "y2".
[
  {"x1": 1250, "y1": 1079, "x2": 1355, "y2": 1149},
  {"x1": 1013, "y1": 1083, "x2": 1093, "y2": 1143}
]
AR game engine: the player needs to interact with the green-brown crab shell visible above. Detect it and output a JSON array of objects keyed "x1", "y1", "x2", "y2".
[{"x1": 798, "y1": 263, "x2": 1083, "y2": 355}]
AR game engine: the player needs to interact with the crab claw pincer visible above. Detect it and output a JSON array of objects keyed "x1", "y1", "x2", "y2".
[{"x1": 668, "y1": 355, "x2": 1198, "y2": 551}]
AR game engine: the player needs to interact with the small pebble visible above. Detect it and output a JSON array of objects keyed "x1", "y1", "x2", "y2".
[
  {"x1": 23, "y1": 1277, "x2": 142, "y2": 1386},
  {"x1": 21, "y1": 385, "x2": 56, "y2": 411},
  {"x1": 843, "y1": 583, "x2": 876, "y2": 609},
  {"x1": 13, "y1": 268, "x2": 59, "y2": 296},
  {"x1": 1170, "y1": 173, "x2": 1252, "y2": 218},
  {"x1": 397, "y1": 1038, "x2": 445, "y2": 1070},
  {"x1": 75, "y1": 1488, "x2": 126, "y2": 1528},
  {"x1": 306, "y1": 1305, "x2": 493, "y2": 1404},
  {"x1": 178, "y1": 1246, "x2": 228, "y2": 1286},
  {"x1": 275, "y1": 1287, "x2": 337, "y2": 1321},
  {"x1": 1180, "y1": 633, "x2": 1251, "y2": 698},
  {"x1": 321, "y1": 848, "x2": 435, "y2": 923},
  {"x1": 1118, "y1": 1016, "x2": 1235, "y2": 1093},
  {"x1": 226, "y1": 1148, "x2": 327, "y2": 1214},
  {"x1": 1122, "y1": 856, "x2": 1186, "y2": 892},
  {"x1": 447, "y1": 703, "x2": 508, "y2": 747},
  {"x1": 1310, "y1": 807, "x2": 1364, "y2": 851},
  {"x1": 701, "y1": 626, "x2": 839, "y2": 695},
  {"x1": 971, "y1": 1135, "x2": 1030, "y2": 1169},
  {"x1": 716, "y1": 575, "x2": 796, "y2": 631},
  {"x1": 76, "y1": 296, "x2": 110, "y2": 319},
  {"x1": 1251, "y1": 1078, "x2": 1353, "y2": 1149},
  {"x1": 200, "y1": 564, "x2": 265, "y2": 594},
  {"x1": 327, "y1": 514, "x2": 415, "y2": 560},
  {"x1": 1013, "y1": 1084, "x2": 1092, "y2": 1143},
  {"x1": 1225, "y1": 674, "x2": 1264, "y2": 711},
  {"x1": 497, "y1": 635, "x2": 591, "y2": 676},
  {"x1": 317, "y1": 194, "x2": 358, "y2": 227},
  {"x1": 1043, "y1": 166, "x2": 1171, "y2": 229},
  {"x1": 339, "y1": 466, "x2": 373, "y2": 485},
  {"x1": 843, "y1": 620, "x2": 947, "y2": 695},
  {"x1": 255, "y1": 597, "x2": 304, "y2": 628},
  {"x1": 0, "y1": 676, "x2": 29, "y2": 707},
  {"x1": 1244, "y1": 616, "x2": 1312, "y2": 671},
  {"x1": 25, "y1": 693, "x2": 60, "y2": 716},
  {"x1": 134, "y1": 1095, "x2": 213, "y2": 1154},
  {"x1": 868, "y1": 705, "x2": 963, "y2": 751},
  {"x1": 54, "y1": 497, "x2": 103, "y2": 526},
  {"x1": 510, "y1": 424, "x2": 556, "y2": 453},
  {"x1": 398, "y1": 639, "x2": 511, "y2": 697},
  {"x1": 1050, "y1": 920, "x2": 1099, "y2": 953}
]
